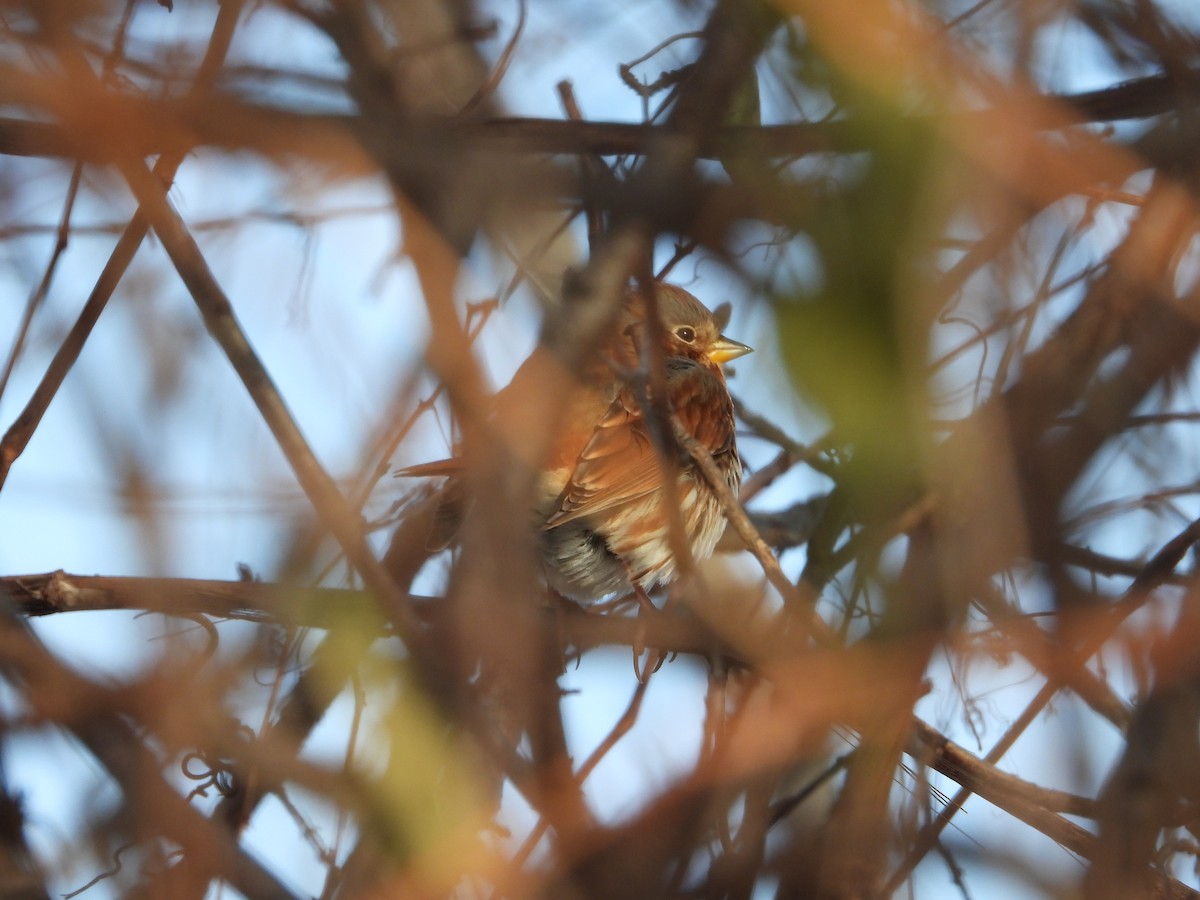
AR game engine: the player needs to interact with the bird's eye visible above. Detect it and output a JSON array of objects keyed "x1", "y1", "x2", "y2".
[{"x1": 675, "y1": 326, "x2": 696, "y2": 343}]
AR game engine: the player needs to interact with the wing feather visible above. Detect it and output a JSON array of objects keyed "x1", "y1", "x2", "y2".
[{"x1": 544, "y1": 358, "x2": 735, "y2": 529}]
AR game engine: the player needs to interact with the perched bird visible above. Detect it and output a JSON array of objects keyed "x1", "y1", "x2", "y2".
[{"x1": 390, "y1": 282, "x2": 751, "y2": 600}]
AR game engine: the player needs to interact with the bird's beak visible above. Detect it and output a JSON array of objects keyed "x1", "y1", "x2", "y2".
[{"x1": 708, "y1": 335, "x2": 753, "y2": 365}]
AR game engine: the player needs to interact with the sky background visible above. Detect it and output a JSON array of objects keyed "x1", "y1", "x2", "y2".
[{"x1": 1, "y1": 1, "x2": 1194, "y2": 897}]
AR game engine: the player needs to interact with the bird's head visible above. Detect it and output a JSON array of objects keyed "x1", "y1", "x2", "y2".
[{"x1": 645, "y1": 282, "x2": 753, "y2": 367}]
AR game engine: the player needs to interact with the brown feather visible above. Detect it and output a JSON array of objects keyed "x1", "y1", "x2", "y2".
[
  {"x1": 386, "y1": 280, "x2": 750, "y2": 600},
  {"x1": 544, "y1": 358, "x2": 734, "y2": 530}
]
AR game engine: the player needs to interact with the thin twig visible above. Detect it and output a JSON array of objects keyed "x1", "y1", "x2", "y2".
[
  {"x1": 0, "y1": 0, "x2": 244, "y2": 491},
  {"x1": 884, "y1": 516, "x2": 1200, "y2": 892},
  {"x1": 673, "y1": 417, "x2": 836, "y2": 646},
  {"x1": 111, "y1": 155, "x2": 422, "y2": 640},
  {"x1": 507, "y1": 681, "x2": 649, "y2": 875}
]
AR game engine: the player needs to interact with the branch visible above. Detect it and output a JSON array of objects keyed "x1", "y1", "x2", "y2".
[
  {"x1": 0, "y1": 68, "x2": 1197, "y2": 165},
  {"x1": 907, "y1": 720, "x2": 1096, "y2": 855},
  {"x1": 0, "y1": 571, "x2": 731, "y2": 659},
  {"x1": 0, "y1": 0, "x2": 245, "y2": 491},
  {"x1": 673, "y1": 418, "x2": 835, "y2": 647},
  {"x1": 0, "y1": 606, "x2": 298, "y2": 899}
]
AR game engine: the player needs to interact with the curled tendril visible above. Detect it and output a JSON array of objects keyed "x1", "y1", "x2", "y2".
[
  {"x1": 63, "y1": 841, "x2": 135, "y2": 899},
  {"x1": 180, "y1": 732, "x2": 250, "y2": 802}
]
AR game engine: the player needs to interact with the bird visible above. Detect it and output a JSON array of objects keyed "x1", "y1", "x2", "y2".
[{"x1": 389, "y1": 281, "x2": 751, "y2": 601}]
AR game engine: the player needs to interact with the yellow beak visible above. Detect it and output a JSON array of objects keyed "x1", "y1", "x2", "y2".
[{"x1": 708, "y1": 335, "x2": 753, "y2": 365}]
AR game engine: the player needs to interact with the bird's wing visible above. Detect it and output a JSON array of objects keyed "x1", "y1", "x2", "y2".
[
  {"x1": 544, "y1": 358, "x2": 734, "y2": 529},
  {"x1": 542, "y1": 393, "x2": 660, "y2": 528}
]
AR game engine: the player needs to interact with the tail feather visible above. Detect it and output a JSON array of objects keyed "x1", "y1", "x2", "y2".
[
  {"x1": 382, "y1": 480, "x2": 463, "y2": 589},
  {"x1": 394, "y1": 458, "x2": 463, "y2": 478}
]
